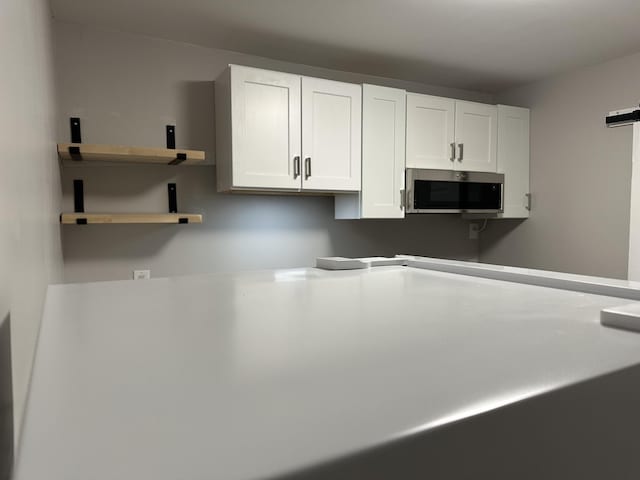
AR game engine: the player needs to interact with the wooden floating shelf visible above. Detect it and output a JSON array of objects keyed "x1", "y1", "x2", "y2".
[
  {"x1": 60, "y1": 213, "x2": 203, "y2": 225},
  {"x1": 57, "y1": 143, "x2": 206, "y2": 165}
]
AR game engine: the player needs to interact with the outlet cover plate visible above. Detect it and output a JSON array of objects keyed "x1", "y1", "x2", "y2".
[{"x1": 133, "y1": 270, "x2": 151, "y2": 280}]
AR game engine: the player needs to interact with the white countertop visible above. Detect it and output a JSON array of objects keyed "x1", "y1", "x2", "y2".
[{"x1": 14, "y1": 264, "x2": 640, "y2": 480}]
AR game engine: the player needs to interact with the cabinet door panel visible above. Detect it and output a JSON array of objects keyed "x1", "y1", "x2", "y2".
[
  {"x1": 497, "y1": 105, "x2": 530, "y2": 218},
  {"x1": 455, "y1": 101, "x2": 497, "y2": 172},
  {"x1": 231, "y1": 66, "x2": 301, "y2": 189},
  {"x1": 302, "y1": 78, "x2": 361, "y2": 191},
  {"x1": 361, "y1": 84, "x2": 406, "y2": 218},
  {"x1": 406, "y1": 94, "x2": 455, "y2": 169}
]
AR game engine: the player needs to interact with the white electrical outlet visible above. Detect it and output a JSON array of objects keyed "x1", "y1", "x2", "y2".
[
  {"x1": 469, "y1": 223, "x2": 480, "y2": 240},
  {"x1": 133, "y1": 270, "x2": 151, "y2": 280}
]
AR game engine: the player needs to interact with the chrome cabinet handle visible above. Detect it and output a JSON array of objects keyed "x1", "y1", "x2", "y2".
[
  {"x1": 304, "y1": 157, "x2": 311, "y2": 179},
  {"x1": 293, "y1": 156, "x2": 301, "y2": 179},
  {"x1": 400, "y1": 189, "x2": 405, "y2": 209},
  {"x1": 525, "y1": 193, "x2": 532, "y2": 211},
  {"x1": 458, "y1": 143, "x2": 464, "y2": 162},
  {"x1": 450, "y1": 143, "x2": 456, "y2": 162}
]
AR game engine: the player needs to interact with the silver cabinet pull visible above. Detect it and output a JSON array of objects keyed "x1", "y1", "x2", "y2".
[
  {"x1": 525, "y1": 193, "x2": 532, "y2": 211},
  {"x1": 293, "y1": 156, "x2": 301, "y2": 179},
  {"x1": 304, "y1": 157, "x2": 311, "y2": 179},
  {"x1": 458, "y1": 143, "x2": 464, "y2": 162},
  {"x1": 400, "y1": 189, "x2": 405, "y2": 209},
  {"x1": 450, "y1": 143, "x2": 455, "y2": 162}
]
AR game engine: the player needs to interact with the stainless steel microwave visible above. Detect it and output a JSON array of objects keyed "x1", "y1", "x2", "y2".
[{"x1": 405, "y1": 168, "x2": 504, "y2": 214}]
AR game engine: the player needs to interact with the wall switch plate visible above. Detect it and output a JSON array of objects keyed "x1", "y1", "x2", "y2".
[
  {"x1": 469, "y1": 223, "x2": 480, "y2": 240},
  {"x1": 133, "y1": 270, "x2": 151, "y2": 280}
]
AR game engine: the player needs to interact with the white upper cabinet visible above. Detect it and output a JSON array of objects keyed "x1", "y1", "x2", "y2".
[
  {"x1": 406, "y1": 94, "x2": 497, "y2": 173},
  {"x1": 335, "y1": 84, "x2": 406, "y2": 219},
  {"x1": 406, "y1": 94, "x2": 455, "y2": 170},
  {"x1": 462, "y1": 104, "x2": 530, "y2": 220},
  {"x1": 301, "y1": 77, "x2": 362, "y2": 192},
  {"x1": 216, "y1": 65, "x2": 361, "y2": 193},
  {"x1": 219, "y1": 65, "x2": 301, "y2": 191},
  {"x1": 361, "y1": 85, "x2": 406, "y2": 217},
  {"x1": 454, "y1": 101, "x2": 497, "y2": 172},
  {"x1": 497, "y1": 105, "x2": 530, "y2": 218}
]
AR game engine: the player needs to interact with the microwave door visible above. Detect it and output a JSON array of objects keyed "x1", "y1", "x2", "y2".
[
  {"x1": 462, "y1": 182, "x2": 502, "y2": 211},
  {"x1": 406, "y1": 169, "x2": 504, "y2": 213},
  {"x1": 413, "y1": 180, "x2": 462, "y2": 212}
]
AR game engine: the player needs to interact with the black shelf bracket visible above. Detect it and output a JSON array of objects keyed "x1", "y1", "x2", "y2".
[
  {"x1": 166, "y1": 125, "x2": 187, "y2": 165},
  {"x1": 73, "y1": 179, "x2": 86, "y2": 224},
  {"x1": 68, "y1": 145, "x2": 83, "y2": 162},
  {"x1": 166, "y1": 125, "x2": 176, "y2": 149},
  {"x1": 169, "y1": 153, "x2": 187, "y2": 166},
  {"x1": 70, "y1": 117, "x2": 82, "y2": 144},
  {"x1": 73, "y1": 179, "x2": 84, "y2": 213},
  {"x1": 168, "y1": 183, "x2": 178, "y2": 213}
]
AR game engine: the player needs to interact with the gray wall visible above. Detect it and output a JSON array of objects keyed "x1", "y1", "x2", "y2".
[
  {"x1": 0, "y1": 0, "x2": 63, "y2": 448},
  {"x1": 55, "y1": 22, "x2": 491, "y2": 283},
  {"x1": 480, "y1": 52, "x2": 640, "y2": 279},
  {"x1": 61, "y1": 166, "x2": 477, "y2": 280}
]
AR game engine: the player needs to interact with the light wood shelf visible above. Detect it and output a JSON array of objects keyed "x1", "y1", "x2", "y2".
[
  {"x1": 60, "y1": 213, "x2": 203, "y2": 225},
  {"x1": 57, "y1": 143, "x2": 206, "y2": 165}
]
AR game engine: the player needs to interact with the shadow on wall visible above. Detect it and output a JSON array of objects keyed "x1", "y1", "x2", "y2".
[
  {"x1": 0, "y1": 314, "x2": 13, "y2": 480},
  {"x1": 326, "y1": 214, "x2": 477, "y2": 262},
  {"x1": 479, "y1": 218, "x2": 529, "y2": 267}
]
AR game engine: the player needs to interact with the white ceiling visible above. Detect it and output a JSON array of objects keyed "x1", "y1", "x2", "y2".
[{"x1": 51, "y1": 0, "x2": 640, "y2": 92}]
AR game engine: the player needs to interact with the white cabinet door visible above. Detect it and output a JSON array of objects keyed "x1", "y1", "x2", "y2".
[
  {"x1": 497, "y1": 105, "x2": 530, "y2": 218},
  {"x1": 231, "y1": 66, "x2": 301, "y2": 190},
  {"x1": 406, "y1": 93, "x2": 455, "y2": 170},
  {"x1": 454, "y1": 101, "x2": 497, "y2": 172},
  {"x1": 301, "y1": 77, "x2": 361, "y2": 191},
  {"x1": 335, "y1": 85, "x2": 406, "y2": 219},
  {"x1": 361, "y1": 84, "x2": 406, "y2": 218}
]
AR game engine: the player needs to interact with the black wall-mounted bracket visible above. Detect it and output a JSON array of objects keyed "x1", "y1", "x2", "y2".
[
  {"x1": 168, "y1": 183, "x2": 178, "y2": 214},
  {"x1": 73, "y1": 179, "x2": 86, "y2": 224},
  {"x1": 167, "y1": 183, "x2": 188, "y2": 223},
  {"x1": 169, "y1": 153, "x2": 187, "y2": 166},
  {"x1": 68, "y1": 146, "x2": 83, "y2": 162},
  {"x1": 73, "y1": 179, "x2": 84, "y2": 213},
  {"x1": 70, "y1": 117, "x2": 82, "y2": 143},
  {"x1": 166, "y1": 125, "x2": 176, "y2": 149},
  {"x1": 69, "y1": 117, "x2": 84, "y2": 161},
  {"x1": 166, "y1": 125, "x2": 187, "y2": 165}
]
